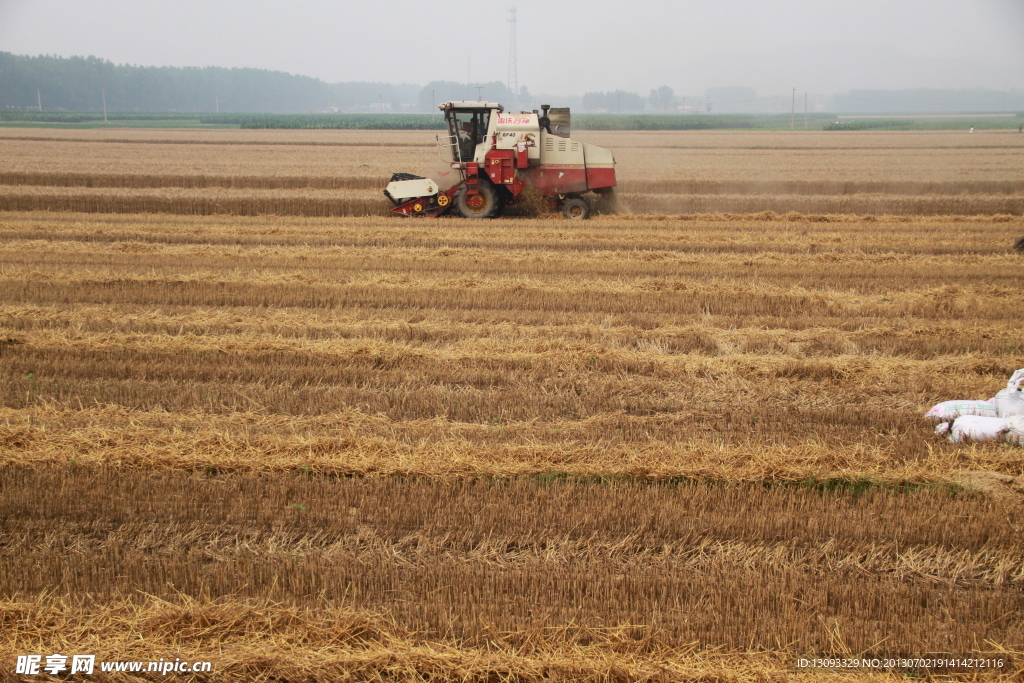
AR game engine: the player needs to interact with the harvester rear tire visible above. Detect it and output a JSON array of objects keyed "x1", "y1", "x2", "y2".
[
  {"x1": 1015, "y1": 235, "x2": 1024, "y2": 253},
  {"x1": 562, "y1": 197, "x2": 590, "y2": 220},
  {"x1": 456, "y1": 181, "x2": 501, "y2": 219}
]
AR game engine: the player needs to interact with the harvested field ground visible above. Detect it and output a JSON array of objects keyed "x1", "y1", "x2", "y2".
[
  {"x1": 2, "y1": 470, "x2": 1022, "y2": 681},
  {"x1": 1, "y1": 128, "x2": 1024, "y2": 681},
  {"x1": 1, "y1": 211, "x2": 1023, "y2": 480},
  {"x1": 2, "y1": 129, "x2": 1023, "y2": 216}
]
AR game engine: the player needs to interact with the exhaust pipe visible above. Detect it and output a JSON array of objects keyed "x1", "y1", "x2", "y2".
[{"x1": 539, "y1": 104, "x2": 551, "y2": 133}]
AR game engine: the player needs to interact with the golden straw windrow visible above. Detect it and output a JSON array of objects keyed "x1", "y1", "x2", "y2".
[{"x1": 0, "y1": 210, "x2": 1022, "y2": 480}]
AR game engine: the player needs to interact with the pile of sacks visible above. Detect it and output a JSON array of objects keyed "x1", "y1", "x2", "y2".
[{"x1": 925, "y1": 368, "x2": 1024, "y2": 445}]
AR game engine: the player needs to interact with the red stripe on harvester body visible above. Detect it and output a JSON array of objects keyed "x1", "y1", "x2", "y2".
[
  {"x1": 586, "y1": 167, "x2": 616, "y2": 191},
  {"x1": 522, "y1": 166, "x2": 588, "y2": 195}
]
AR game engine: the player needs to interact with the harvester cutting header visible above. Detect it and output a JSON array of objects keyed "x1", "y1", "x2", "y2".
[{"x1": 384, "y1": 102, "x2": 616, "y2": 219}]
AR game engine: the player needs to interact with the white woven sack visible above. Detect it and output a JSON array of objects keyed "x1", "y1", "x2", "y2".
[
  {"x1": 1005, "y1": 415, "x2": 1024, "y2": 446},
  {"x1": 924, "y1": 400, "x2": 997, "y2": 421},
  {"x1": 945, "y1": 415, "x2": 1008, "y2": 444},
  {"x1": 990, "y1": 369, "x2": 1024, "y2": 417}
]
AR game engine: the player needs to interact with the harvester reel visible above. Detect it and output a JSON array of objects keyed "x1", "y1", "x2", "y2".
[
  {"x1": 562, "y1": 197, "x2": 591, "y2": 220},
  {"x1": 456, "y1": 181, "x2": 501, "y2": 219}
]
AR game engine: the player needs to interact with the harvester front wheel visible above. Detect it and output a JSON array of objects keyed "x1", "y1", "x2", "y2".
[
  {"x1": 562, "y1": 197, "x2": 590, "y2": 220},
  {"x1": 456, "y1": 181, "x2": 501, "y2": 219}
]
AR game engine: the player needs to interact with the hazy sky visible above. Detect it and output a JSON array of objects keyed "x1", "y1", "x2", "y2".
[{"x1": 2, "y1": 0, "x2": 1022, "y2": 96}]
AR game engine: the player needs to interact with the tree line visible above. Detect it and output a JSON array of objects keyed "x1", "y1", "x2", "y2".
[
  {"x1": 0, "y1": 52, "x2": 419, "y2": 113},
  {"x1": 3, "y1": 52, "x2": 1021, "y2": 115},
  {"x1": 0, "y1": 52, "x2": 672, "y2": 115}
]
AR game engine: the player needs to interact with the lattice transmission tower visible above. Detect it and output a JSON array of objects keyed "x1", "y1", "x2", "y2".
[{"x1": 507, "y1": 7, "x2": 518, "y2": 112}]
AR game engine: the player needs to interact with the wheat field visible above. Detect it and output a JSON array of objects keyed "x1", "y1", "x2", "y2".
[
  {"x1": 2, "y1": 128, "x2": 1023, "y2": 216},
  {"x1": 1, "y1": 128, "x2": 1023, "y2": 681}
]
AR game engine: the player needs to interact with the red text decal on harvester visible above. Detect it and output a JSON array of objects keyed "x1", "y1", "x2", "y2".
[{"x1": 384, "y1": 102, "x2": 616, "y2": 220}]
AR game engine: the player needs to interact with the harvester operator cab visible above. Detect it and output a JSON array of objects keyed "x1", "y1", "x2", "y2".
[{"x1": 441, "y1": 102, "x2": 501, "y2": 163}]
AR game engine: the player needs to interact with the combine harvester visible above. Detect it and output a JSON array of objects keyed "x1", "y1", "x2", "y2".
[{"x1": 384, "y1": 102, "x2": 616, "y2": 220}]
